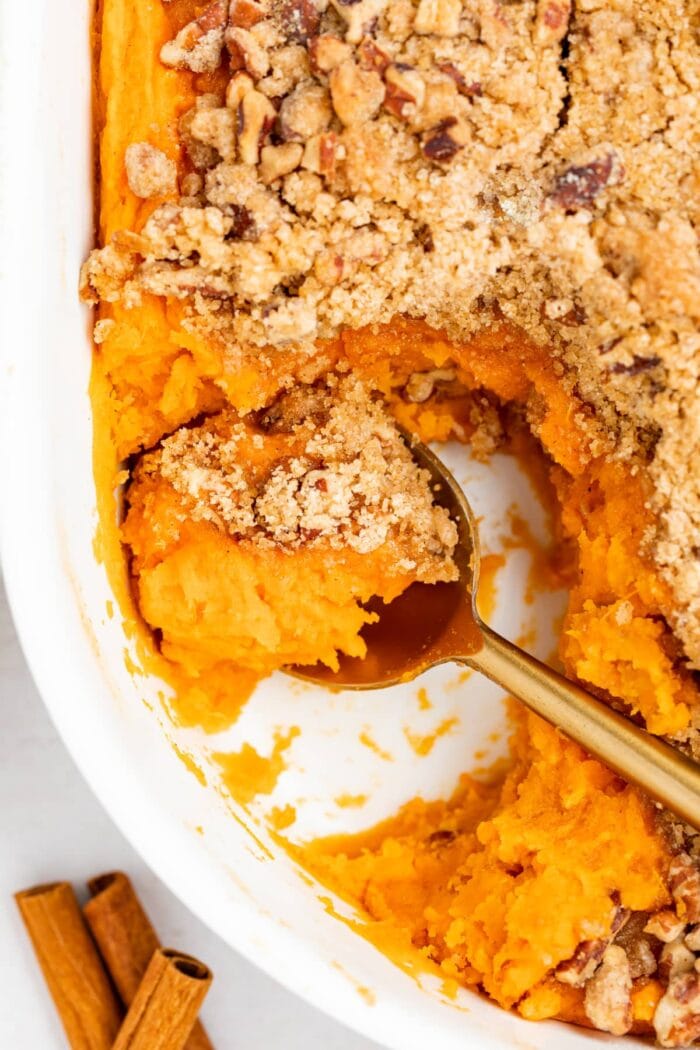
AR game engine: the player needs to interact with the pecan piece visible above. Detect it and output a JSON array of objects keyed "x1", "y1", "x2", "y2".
[
  {"x1": 550, "y1": 153, "x2": 618, "y2": 210},
  {"x1": 329, "y1": 0, "x2": 389, "y2": 44},
  {"x1": 160, "y1": 0, "x2": 228, "y2": 72},
  {"x1": 659, "y1": 935, "x2": 696, "y2": 981},
  {"x1": 357, "y1": 37, "x2": 391, "y2": 74},
  {"x1": 309, "y1": 34, "x2": 353, "y2": 73},
  {"x1": 670, "y1": 853, "x2": 700, "y2": 923},
  {"x1": 654, "y1": 972, "x2": 700, "y2": 1047},
  {"x1": 301, "y1": 131, "x2": 341, "y2": 176},
  {"x1": 226, "y1": 70, "x2": 256, "y2": 109},
  {"x1": 583, "y1": 945, "x2": 632, "y2": 1037},
  {"x1": 124, "y1": 143, "x2": 177, "y2": 199},
  {"x1": 279, "y1": 0, "x2": 321, "y2": 43},
  {"x1": 557, "y1": 904, "x2": 630, "y2": 987},
  {"x1": 259, "y1": 142, "x2": 304, "y2": 184},
  {"x1": 437, "y1": 61, "x2": 482, "y2": 97},
  {"x1": 329, "y1": 60, "x2": 385, "y2": 126},
  {"x1": 237, "y1": 89, "x2": 276, "y2": 163},
  {"x1": 414, "y1": 0, "x2": 461, "y2": 37},
  {"x1": 229, "y1": 0, "x2": 266, "y2": 28},
  {"x1": 384, "y1": 63, "x2": 425, "y2": 118},
  {"x1": 645, "y1": 910, "x2": 687, "y2": 944},
  {"x1": 422, "y1": 117, "x2": 468, "y2": 163},
  {"x1": 226, "y1": 26, "x2": 271, "y2": 79}
]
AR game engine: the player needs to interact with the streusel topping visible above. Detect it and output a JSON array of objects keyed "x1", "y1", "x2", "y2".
[
  {"x1": 81, "y1": 0, "x2": 700, "y2": 662},
  {"x1": 133, "y1": 375, "x2": 459, "y2": 579}
]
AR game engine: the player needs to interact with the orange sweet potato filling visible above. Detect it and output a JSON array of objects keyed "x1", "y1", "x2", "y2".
[{"x1": 93, "y1": 0, "x2": 698, "y2": 1028}]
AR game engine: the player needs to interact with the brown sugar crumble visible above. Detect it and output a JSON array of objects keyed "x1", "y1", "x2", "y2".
[{"x1": 133, "y1": 375, "x2": 458, "y2": 580}]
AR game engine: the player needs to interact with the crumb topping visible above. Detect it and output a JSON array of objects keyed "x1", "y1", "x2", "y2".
[
  {"x1": 135, "y1": 376, "x2": 458, "y2": 580},
  {"x1": 81, "y1": 0, "x2": 700, "y2": 663}
]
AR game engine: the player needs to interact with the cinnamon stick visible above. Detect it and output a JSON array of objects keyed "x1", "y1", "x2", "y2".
[
  {"x1": 113, "y1": 948, "x2": 212, "y2": 1050},
  {"x1": 15, "y1": 882, "x2": 122, "y2": 1050},
  {"x1": 84, "y1": 872, "x2": 213, "y2": 1050}
]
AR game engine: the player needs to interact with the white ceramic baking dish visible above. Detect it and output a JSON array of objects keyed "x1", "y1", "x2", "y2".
[{"x1": 0, "y1": 3, "x2": 645, "y2": 1048}]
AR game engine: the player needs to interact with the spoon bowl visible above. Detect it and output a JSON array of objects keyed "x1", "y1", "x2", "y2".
[{"x1": 290, "y1": 431, "x2": 700, "y2": 829}]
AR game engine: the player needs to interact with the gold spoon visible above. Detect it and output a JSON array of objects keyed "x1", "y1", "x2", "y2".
[{"x1": 292, "y1": 432, "x2": 700, "y2": 828}]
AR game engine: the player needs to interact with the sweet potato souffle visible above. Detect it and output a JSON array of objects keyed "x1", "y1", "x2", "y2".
[{"x1": 81, "y1": 0, "x2": 700, "y2": 1042}]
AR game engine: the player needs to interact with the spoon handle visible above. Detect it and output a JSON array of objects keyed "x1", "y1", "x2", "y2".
[{"x1": 466, "y1": 624, "x2": 700, "y2": 828}]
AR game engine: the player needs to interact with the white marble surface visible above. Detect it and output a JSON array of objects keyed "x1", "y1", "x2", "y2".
[{"x1": 0, "y1": 577, "x2": 380, "y2": 1049}]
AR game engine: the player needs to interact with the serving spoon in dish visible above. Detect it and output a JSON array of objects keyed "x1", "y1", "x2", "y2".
[{"x1": 291, "y1": 432, "x2": 700, "y2": 828}]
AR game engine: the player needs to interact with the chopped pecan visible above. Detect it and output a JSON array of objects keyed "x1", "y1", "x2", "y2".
[
  {"x1": 437, "y1": 61, "x2": 482, "y2": 96},
  {"x1": 329, "y1": 60, "x2": 385, "y2": 126},
  {"x1": 160, "y1": 0, "x2": 228, "y2": 72},
  {"x1": 229, "y1": 0, "x2": 266, "y2": 29},
  {"x1": 654, "y1": 972, "x2": 700, "y2": 1047},
  {"x1": 413, "y1": 0, "x2": 461, "y2": 37},
  {"x1": 550, "y1": 153, "x2": 618, "y2": 210},
  {"x1": 384, "y1": 64, "x2": 425, "y2": 118},
  {"x1": 645, "y1": 910, "x2": 687, "y2": 944},
  {"x1": 259, "y1": 142, "x2": 304, "y2": 184},
  {"x1": 301, "y1": 131, "x2": 341, "y2": 176},
  {"x1": 357, "y1": 36, "x2": 391, "y2": 74},
  {"x1": 557, "y1": 904, "x2": 630, "y2": 987},
  {"x1": 670, "y1": 853, "x2": 700, "y2": 923},
  {"x1": 555, "y1": 940, "x2": 606, "y2": 987},
  {"x1": 279, "y1": 81, "x2": 333, "y2": 141},
  {"x1": 124, "y1": 143, "x2": 177, "y2": 199},
  {"x1": 411, "y1": 80, "x2": 458, "y2": 131},
  {"x1": 659, "y1": 935, "x2": 696, "y2": 981},
  {"x1": 329, "y1": 0, "x2": 389, "y2": 44},
  {"x1": 226, "y1": 26, "x2": 271, "y2": 78},
  {"x1": 309, "y1": 34, "x2": 353, "y2": 72},
  {"x1": 278, "y1": 0, "x2": 321, "y2": 43},
  {"x1": 583, "y1": 945, "x2": 632, "y2": 1037},
  {"x1": 226, "y1": 70, "x2": 256, "y2": 109},
  {"x1": 422, "y1": 117, "x2": 468, "y2": 163},
  {"x1": 237, "y1": 90, "x2": 276, "y2": 163}
]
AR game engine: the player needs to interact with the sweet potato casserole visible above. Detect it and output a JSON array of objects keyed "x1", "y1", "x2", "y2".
[{"x1": 82, "y1": 0, "x2": 700, "y2": 1042}]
